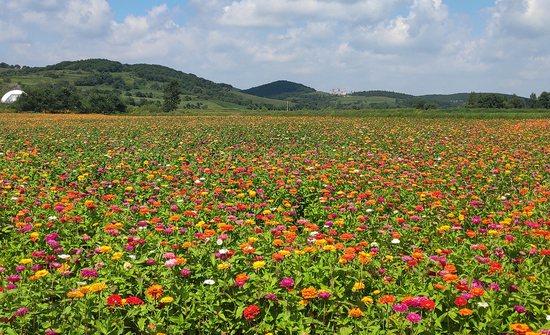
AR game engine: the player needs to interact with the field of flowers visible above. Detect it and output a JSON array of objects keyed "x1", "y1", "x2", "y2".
[{"x1": 0, "y1": 113, "x2": 548, "y2": 335}]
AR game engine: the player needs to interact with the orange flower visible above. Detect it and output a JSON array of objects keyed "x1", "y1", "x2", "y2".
[
  {"x1": 378, "y1": 295, "x2": 396, "y2": 304},
  {"x1": 458, "y1": 308, "x2": 473, "y2": 316},
  {"x1": 146, "y1": 284, "x2": 163, "y2": 299},
  {"x1": 301, "y1": 287, "x2": 318, "y2": 300},
  {"x1": 510, "y1": 324, "x2": 531, "y2": 334},
  {"x1": 470, "y1": 287, "x2": 485, "y2": 297},
  {"x1": 348, "y1": 308, "x2": 364, "y2": 318}
]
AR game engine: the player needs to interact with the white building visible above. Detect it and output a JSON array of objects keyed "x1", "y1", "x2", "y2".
[{"x1": 1, "y1": 90, "x2": 25, "y2": 103}]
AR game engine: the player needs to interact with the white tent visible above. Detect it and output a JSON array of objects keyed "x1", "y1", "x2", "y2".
[{"x1": 1, "y1": 90, "x2": 25, "y2": 103}]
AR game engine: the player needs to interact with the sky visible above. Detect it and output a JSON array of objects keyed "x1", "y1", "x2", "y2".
[{"x1": 1, "y1": 0, "x2": 549, "y2": 96}]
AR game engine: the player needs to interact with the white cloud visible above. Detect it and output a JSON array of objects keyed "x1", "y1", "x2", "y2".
[
  {"x1": 488, "y1": 0, "x2": 550, "y2": 38},
  {"x1": 0, "y1": 0, "x2": 549, "y2": 96},
  {"x1": 219, "y1": 0, "x2": 404, "y2": 27}
]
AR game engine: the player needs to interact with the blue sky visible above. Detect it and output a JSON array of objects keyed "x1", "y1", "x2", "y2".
[{"x1": 1, "y1": 0, "x2": 549, "y2": 95}]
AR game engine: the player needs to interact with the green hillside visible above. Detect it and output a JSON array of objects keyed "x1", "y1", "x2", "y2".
[
  {"x1": 242, "y1": 80, "x2": 315, "y2": 99},
  {"x1": 0, "y1": 59, "x2": 289, "y2": 111}
]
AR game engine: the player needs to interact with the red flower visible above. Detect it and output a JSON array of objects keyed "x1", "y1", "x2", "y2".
[
  {"x1": 243, "y1": 304, "x2": 261, "y2": 320},
  {"x1": 107, "y1": 294, "x2": 123, "y2": 307},
  {"x1": 126, "y1": 296, "x2": 144, "y2": 305},
  {"x1": 420, "y1": 299, "x2": 436, "y2": 310},
  {"x1": 454, "y1": 297, "x2": 468, "y2": 307}
]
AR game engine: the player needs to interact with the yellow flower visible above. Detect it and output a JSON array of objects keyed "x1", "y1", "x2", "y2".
[
  {"x1": 352, "y1": 282, "x2": 365, "y2": 292},
  {"x1": 373, "y1": 290, "x2": 381, "y2": 295},
  {"x1": 98, "y1": 245, "x2": 112, "y2": 253},
  {"x1": 361, "y1": 296, "x2": 374, "y2": 304},
  {"x1": 87, "y1": 282, "x2": 107, "y2": 293},
  {"x1": 67, "y1": 290, "x2": 84, "y2": 298},
  {"x1": 252, "y1": 261, "x2": 266, "y2": 270},
  {"x1": 248, "y1": 190, "x2": 256, "y2": 197},
  {"x1": 217, "y1": 262, "x2": 231, "y2": 270},
  {"x1": 30, "y1": 269, "x2": 49, "y2": 280},
  {"x1": 19, "y1": 258, "x2": 32, "y2": 265},
  {"x1": 111, "y1": 252, "x2": 123, "y2": 260},
  {"x1": 160, "y1": 296, "x2": 174, "y2": 304},
  {"x1": 30, "y1": 232, "x2": 39, "y2": 241}
]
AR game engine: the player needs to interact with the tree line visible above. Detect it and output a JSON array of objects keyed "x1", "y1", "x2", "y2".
[{"x1": 467, "y1": 92, "x2": 550, "y2": 109}]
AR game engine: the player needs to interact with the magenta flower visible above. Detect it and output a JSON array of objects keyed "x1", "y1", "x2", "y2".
[
  {"x1": 406, "y1": 312, "x2": 422, "y2": 324},
  {"x1": 514, "y1": 305, "x2": 526, "y2": 314},
  {"x1": 318, "y1": 291, "x2": 331, "y2": 300},
  {"x1": 180, "y1": 268, "x2": 191, "y2": 277},
  {"x1": 279, "y1": 277, "x2": 294, "y2": 290},
  {"x1": 264, "y1": 293, "x2": 278, "y2": 301},
  {"x1": 80, "y1": 268, "x2": 98, "y2": 278},
  {"x1": 14, "y1": 307, "x2": 29, "y2": 317},
  {"x1": 393, "y1": 303, "x2": 409, "y2": 313}
]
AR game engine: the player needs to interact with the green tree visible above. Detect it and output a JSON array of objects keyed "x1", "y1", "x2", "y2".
[
  {"x1": 508, "y1": 94, "x2": 525, "y2": 109},
  {"x1": 538, "y1": 92, "x2": 550, "y2": 108},
  {"x1": 528, "y1": 93, "x2": 538, "y2": 108},
  {"x1": 83, "y1": 90, "x2": 127, "y2": 114},
  {"x1": 162, "y1": 80, "x2": 181, "y2": 112},
  {"x1": 467, "y1": 92, "x2": 478, "y2": 108}
]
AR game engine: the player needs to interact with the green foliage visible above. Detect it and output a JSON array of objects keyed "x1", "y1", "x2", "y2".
[
  {"x1": 539, "y1": 92, "x2": 550, "y2": 108},
  {"x1": 14, "y1": 83, "x2": 127, "y2": 114},
  {"x1": 46, "y1": 59, "x2": 124, "y2": 72},
  {"x1": 82, "y1": 89, "x2": 127, "y2": 114},
  {"x1": 15, "y1": 82, "x2": 82, "y2": 112},
  {"x1": 162, "y1": 80, "x2": 182, "y2": 112}
]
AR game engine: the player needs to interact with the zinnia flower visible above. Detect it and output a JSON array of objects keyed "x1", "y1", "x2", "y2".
[
  {"x1": 301, "y1": 287, "x2": 318, "y2": 299},
  {"x1": 106, "y1": 294, "x2": 123, "y2": 307},
  {"x1": 279, "y1": 277, "x2": 294, "y2": 290},
  {"x1": 243, "y1": 304, "x2": 261, "y2": 320},
  {"x1": 348, "y1": 308, "x2": 364, "y2": 318},
  {"x1": 146, "y1": 284, "x2": 163, "y2": 299},
  {"x1": 406, "y1": 312, "x2": 422, "y2": 324}
]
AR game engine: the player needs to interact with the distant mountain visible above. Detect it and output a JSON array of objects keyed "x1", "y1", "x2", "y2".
[{"x1": 243, "y1": 80, "x2": 316, "y2": 99}]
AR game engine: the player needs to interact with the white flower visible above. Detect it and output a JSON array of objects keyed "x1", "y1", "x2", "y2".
[
  {"x1": 547, "y1": 314, "x2": 550, "y2": 321},
  {"x1": 477, "y1": 302, "x2": 489, "y2": 308},
  {"x1": 500, "y1": 196, "x2": 506, "y2": 200},
  {"x1": 218, "y1": 248, "x2": 228, "y2": 255},
  {"x1": 11, "y1": 197, "x2": 18, "y2": 201},
  {"x1": 370, "y1": 242, "x2": 379, "y2": 248},
  {"x1": 366, "y1": 209, "x2": 373, "y2": 213},
  {"x1": 128, "y1": 255, "x2": 136, "y2": 260},
  {"x1": 203, "y1": 279, "x2": 215, "y2": 285},
  {"x1": 123, "y1": 262, "x2": 132, "y2": 270},
  {"x1": 309, "y1": 231, "x2": 318, "y2": 236},
  {"x1": 216, "y1": 239, "x2": 223, "y2": 246},
  {"x1": 48, "y1": 216, "x2": 57, "y2": 221},
  {"x1": 58, "y1": 254, "x2": 70, "y2": 260},
  {"x1": 391, "y1": 238, "x2": 400, "y2": 244}
]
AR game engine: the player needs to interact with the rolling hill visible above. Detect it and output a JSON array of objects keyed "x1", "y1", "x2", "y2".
[{"x1": 1, "y1": 59, "x2": 532, "y2": 111}]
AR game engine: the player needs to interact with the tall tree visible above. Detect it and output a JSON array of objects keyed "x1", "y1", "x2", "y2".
[
  {"x1": 163, "y1": 80, "x2": 182, "y2": 112},
  {"x1": 528, "y1": 93, "x2": 538, "y2": 108},
  {"x1": 539, "y1": 92, "x2": 550, "y2": 109}
]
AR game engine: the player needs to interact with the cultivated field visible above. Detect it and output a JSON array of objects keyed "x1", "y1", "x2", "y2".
[{"x1": 0, "y1": 113, "x2": 548, "y2": 334}]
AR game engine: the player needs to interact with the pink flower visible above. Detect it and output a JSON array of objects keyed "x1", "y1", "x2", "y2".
[
  {"x1": 392, "y1": 303, "x2": 408, "y2": 313},
  {"x1": 279, "y1": 277, "x2": 294, "y2": 290},
  {"x1": 406, "y1": 312, "x2": 422, "y2": 324},
  {"x1": 164, "y1": 259, "x2": 178, "y2": 268}
]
